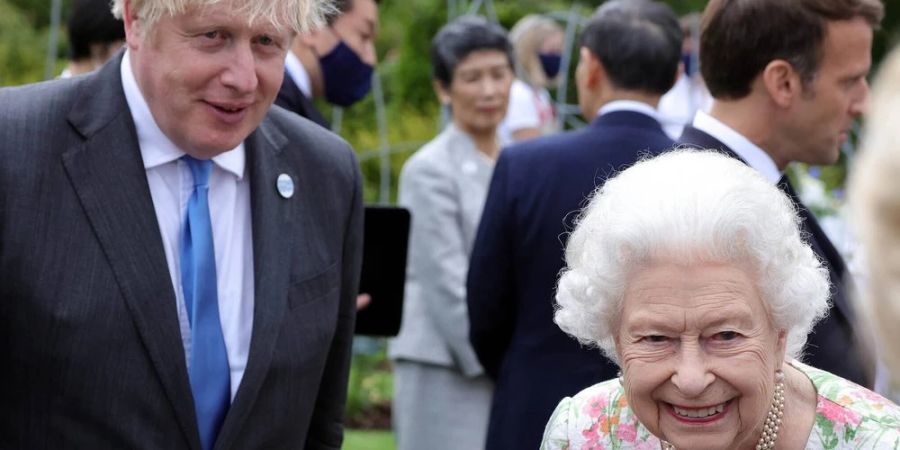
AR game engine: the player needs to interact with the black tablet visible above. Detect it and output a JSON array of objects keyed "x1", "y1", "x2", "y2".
[{"x1": 354, "y1": 205, "x2": 411, "y2": 336}]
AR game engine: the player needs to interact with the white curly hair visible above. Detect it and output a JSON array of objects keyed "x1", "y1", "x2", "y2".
[
  {"x1": 111, "y1": 0, "x2": 333, "y2": 35},
  {"x1": 554, "y1": 149, "x2": 830, "y2": 365}
]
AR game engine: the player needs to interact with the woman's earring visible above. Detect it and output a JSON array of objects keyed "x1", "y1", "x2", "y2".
[{"x1": 617, "y1": 370, "x2": 624, "y2": 385}]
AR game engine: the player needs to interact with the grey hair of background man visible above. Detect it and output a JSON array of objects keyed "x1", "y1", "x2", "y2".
[
  {"x1": 582, "y1": 0, "x2": 683, "y2": 95},
  {"x1": 849, "y1": 47, "x2": 900, "y2": 384},
  {"x1": 430, "y1": 15, "x2": 513, "y2": 88},
  {"x1": 111, "y1": 0, "x2": 334, "y2": 35},
  {"x1": 554, "y1": 150, "x2": 830, "y2": 365}
]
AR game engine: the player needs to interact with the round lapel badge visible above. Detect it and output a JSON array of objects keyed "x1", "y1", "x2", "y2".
[{"x1": 277, "y1": 173, "x2": 294, "y2": 199}]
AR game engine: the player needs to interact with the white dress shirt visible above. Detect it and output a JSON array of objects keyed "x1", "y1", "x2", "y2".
[
  {"x1": 598, "y1": 99, "x2": 662, "y2": 120},
  {"x1": 121, "y1": 51, "x2": 254, "y2": 400},
  {"x1": 692, "y1": 110, "x2": 781, "y2": 184},
  {"x1": 284, "y1": 51, "x2": 313, "y2": 98}
]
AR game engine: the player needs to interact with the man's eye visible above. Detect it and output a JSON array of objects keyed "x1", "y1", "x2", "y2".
[
  {"x1": 202, "y1": 31, "x2": 220, "y2": 40},
  {"x1": 645, "y1": 335, "x2": 668, "y2": 343}
]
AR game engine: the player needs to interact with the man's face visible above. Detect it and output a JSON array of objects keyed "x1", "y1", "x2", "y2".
[
  {"x1": 124, "y1": 1, "x2": 292, "y2": 158},
  {"x1": 785, "y1": 17, "x2": 872, "y2": 166},
  {"x1": 331, "y1": 0, "x2": 378, "y2": 65}
]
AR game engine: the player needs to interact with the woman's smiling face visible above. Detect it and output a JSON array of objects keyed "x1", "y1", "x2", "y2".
[{"x1": 616, "y1": 261, "x2": 787, "y2": 450}]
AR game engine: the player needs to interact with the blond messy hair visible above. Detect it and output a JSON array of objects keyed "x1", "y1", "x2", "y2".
[
  {"x1": 849, "y1": 47, "x2": 900, "y2": 388},
  {"x1": 111, "y1": 0, "x2": 334, "y2": 34}
]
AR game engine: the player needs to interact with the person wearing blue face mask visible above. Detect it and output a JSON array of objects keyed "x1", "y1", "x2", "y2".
[
  {"x1": 656, "y1": 12, "x2": 713, "y2": 139},
  {"x1": 497, "y1": 14, "x2": 564, "y2": 144},
  {"x1": 276, "y1": 0, "x2": 378, "y2": 128}
]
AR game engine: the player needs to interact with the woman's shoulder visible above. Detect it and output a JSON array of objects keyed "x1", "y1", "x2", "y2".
[
  {"x1": 541, "y1": 378, "x2": 661, "y2": 450},
  {"x1": 793, "y1": 361, "x2": 900, "y2": 448}
]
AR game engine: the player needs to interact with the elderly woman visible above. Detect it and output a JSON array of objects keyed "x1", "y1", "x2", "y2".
[
  {"x1": 542, "y1": 150, "x2": 900, "y2": 449},
  {"x1": 498, "y1": 14, "x2": 564, "y2": 144},
  {"x1": 851, "y1": 46, "x2": 900, "y2": 397},
  {"x1": 388, "y1": 15, "x2": 514, "y2": 450}
]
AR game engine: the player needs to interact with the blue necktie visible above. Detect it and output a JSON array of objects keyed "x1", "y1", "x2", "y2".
[{"x1": 180, "y1": 156, "x2": 230, "y2": 450}]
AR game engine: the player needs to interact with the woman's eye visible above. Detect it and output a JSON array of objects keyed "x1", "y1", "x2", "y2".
[
  {"x1": 714, "y1": 331, "x2": 739, "y2": 341},
  {"x1": 203, "y1": 31, "x2": 219, "y2": 39},
  {"x1": 258, "y1": 35, "x2": 274, "y2": 46},
  {"x1": 645, "y1": 335, "x2": 668, "y2": 343}
]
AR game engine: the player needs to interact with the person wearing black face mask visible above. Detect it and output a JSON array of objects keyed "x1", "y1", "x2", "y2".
[
  {"x1": 497, "y1": 14, "x2": 564, "y2": 144},
  {"x1": 276, "y1": 0, "x2": 378, "y2": 128}
]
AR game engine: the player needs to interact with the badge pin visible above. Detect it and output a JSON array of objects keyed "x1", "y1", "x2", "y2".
[{"x1": 276, "y1": 173, "x2": 294, "y2": 199}]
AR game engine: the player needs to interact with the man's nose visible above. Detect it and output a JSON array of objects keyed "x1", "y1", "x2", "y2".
[
  {"x1": 221, "y1": 43, "x2": 259, "y2": 93},
  {"x1": 670, "y1": 344, "x2": 715, "y2": 398}
]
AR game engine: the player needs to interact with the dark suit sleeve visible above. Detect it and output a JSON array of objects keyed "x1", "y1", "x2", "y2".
[
  {"x1": 304, "y1": 149, "x2": 364, "y2": 450},
  {"x1": 467, "y1": 152, "x2": 516, "y2": 380}
]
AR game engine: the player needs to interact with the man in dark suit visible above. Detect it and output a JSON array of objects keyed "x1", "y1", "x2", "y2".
[
  {"x1": 677, "y1": 0, "x2": 883, "y2": 387},
  {"x1": 466, "y1": 2, "x2": 682, "y2": 448},
  {"x1": 0, "y1": 0, "x2": 363, "y2": 448},
  {"x1": 276, "y1": 0, "x2": 378, "y2": 128}
]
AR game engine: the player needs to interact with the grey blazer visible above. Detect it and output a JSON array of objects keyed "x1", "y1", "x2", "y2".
[
  {"x1": 0, "y1": 55, "x2": 364, "y2": 450},
  {"x1": 389, "y1": 124, "x2": 491, "y2": 377}
]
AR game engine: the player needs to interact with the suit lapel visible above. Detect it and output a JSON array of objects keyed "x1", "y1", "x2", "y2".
[
  {"x1": 678, "y1": 125, "x2": 744, "y2": 161},
  {"x1": 215, "y1": 117, "x2": 297, "y2": 448},
  {"x1": 61, "y1": 55, "x2": 200, "y2": 449}
]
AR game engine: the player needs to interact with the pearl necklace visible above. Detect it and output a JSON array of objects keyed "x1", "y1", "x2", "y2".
[{"x1": 660, "y1": 370, "x2": 786, "y2": 450}]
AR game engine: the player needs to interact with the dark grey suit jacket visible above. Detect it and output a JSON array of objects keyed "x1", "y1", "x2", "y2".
[{"x1": 0, "y1": 55, "x2": 364, "y2": 449}]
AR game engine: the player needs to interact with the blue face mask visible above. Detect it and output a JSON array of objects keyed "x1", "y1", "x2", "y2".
[
  {"x1": 538, "y1": 52, "x2": 562, "y2": 79},
  {"x1": 682, "y1": 52, "x2": 696, "y2": 77},
  {"x1": 318, "y1": 41, "x2": 374, "y2": 107}
]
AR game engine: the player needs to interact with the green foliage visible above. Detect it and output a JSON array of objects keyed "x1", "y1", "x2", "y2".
[
  {"x1": 345, "y1": 343, "x2": 394, "y2": 426},
  {"x1": 0, "y1": 0, "x2": 62, "y2": 86},
  {"x1": 343, "y1": 429, "x2": 396, "y2": 450}
]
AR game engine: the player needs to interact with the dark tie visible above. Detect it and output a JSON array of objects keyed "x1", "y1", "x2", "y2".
[{"x1": 180, "y1": 155, "x2": 230, "y2": 450}]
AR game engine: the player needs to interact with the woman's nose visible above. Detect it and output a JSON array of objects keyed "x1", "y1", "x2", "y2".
[{"x1": 670, "y1": 345, "x2": 715, "y2": 397}]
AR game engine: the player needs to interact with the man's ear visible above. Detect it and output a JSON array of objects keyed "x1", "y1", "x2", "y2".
[
  {"x1": 122, "y1": 0, "x2": 143, "y2": 50},
  {"x1": 433, "y1": 79, "x2": 450, "y2": 105},
  {"x1": 580, "y1": 47, "x2": 606, "y2": 89},
  {"x1": 761, "y1": 59, "x2": 803, "y2": 108}
]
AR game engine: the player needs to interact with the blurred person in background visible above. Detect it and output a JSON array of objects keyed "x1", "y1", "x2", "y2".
[
  {"x1": 850, "y1": 46, "x2": 900, "y2": 400},
  {"x1": 388, "y1": 15, "x2": 513, "y2": 450},
  {"x1": 276, "y1": 0, "x2": 378, "y2": 128},
  {"x1": 467, "y1": 2, "x2": 682, "y2": 449},
  {"x1": 61, "y1": 0, "x2": 125, "y2": 78},
  {"x1": 656, "y1": 12, "x2": 712, "y2": 139},
  {"x1": 498, "y1": 14, "x2": 563, "y2": 144}
]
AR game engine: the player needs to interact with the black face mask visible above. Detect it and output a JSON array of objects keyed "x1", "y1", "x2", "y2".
[
  {"x1": 538, "y1": 52, "x2": 562, "y2": 79},
  {"x1": 318, "y1": 41, "x2": 374, "y2": 107}
]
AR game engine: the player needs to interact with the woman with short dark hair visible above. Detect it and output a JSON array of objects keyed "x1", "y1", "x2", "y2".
[{"x1": 389, "y1": 15, "x2": 514, "y2": 450}]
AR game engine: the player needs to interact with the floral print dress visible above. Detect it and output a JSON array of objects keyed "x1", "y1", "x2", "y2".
[{"x1": 540, "y1": 361, "x2": 900, "y2": 449}]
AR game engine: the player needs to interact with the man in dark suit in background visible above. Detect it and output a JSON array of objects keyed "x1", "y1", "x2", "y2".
[
  {"x1": 678, "y1": 0, "x2": 883, "y2": 387},
  {"x1": 276, "y1": 0, "x2": 379, "y2": 128},
  {"x1": 0, "y1": 0, "x2": 363, "y2": 448},
  {"x1": 466, "y1": 2, "x2": 682, "y2": 448}
]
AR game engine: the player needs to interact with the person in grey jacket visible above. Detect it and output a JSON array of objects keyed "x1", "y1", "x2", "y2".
[{"x1": 388, "y1": 15, "x2": 513, "y2": 450}]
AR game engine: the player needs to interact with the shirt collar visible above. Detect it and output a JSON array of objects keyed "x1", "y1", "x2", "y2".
[
  {"x1": 284, "y1": 51, "x2": 312, "y2": 98},
  {"x1": 598, "y1": 100, "x2": 660, "y2": 120},
  {"x1": 692, "y1": 110, "x2": 781, "y2": 184},
  {"x1": 120, "y1": 50, "x2": 245, "y2": 179}
]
